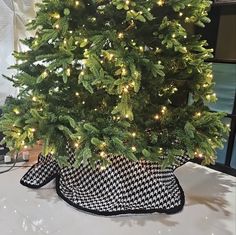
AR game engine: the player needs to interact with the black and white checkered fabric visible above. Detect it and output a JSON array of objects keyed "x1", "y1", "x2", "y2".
[
  {"x1": 21, "y1": 147, "x2": 189, "y2": 215},
  {"x1": 20, "y1": 154, "x2": 60, "y2": 188}
]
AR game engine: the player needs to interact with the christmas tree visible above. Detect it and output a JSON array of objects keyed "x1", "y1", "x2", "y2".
[{"x1": 0, "y1": 0, "x2": 228, "y2": 169}]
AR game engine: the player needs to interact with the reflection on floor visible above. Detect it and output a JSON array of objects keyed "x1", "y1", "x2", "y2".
[{"x1": 0, "y1": 160, "x2": 235, "y2": 235}]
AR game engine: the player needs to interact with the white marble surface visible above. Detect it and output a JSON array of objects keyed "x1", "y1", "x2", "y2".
[{"x1": 0, "y1": 162, "x2": 235, "y2": 235}]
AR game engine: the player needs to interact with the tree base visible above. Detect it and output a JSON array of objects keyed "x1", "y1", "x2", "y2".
[{"x1": 20, "y1": 149, "x2": 188, "y2": 216}]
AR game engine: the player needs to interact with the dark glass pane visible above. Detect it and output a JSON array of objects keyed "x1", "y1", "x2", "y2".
[
  {"x1": 208, "y1": 63, "x2": 236, "y2": 114},
  {"x1": 216, "y1": 117, "x2": 231, "y2": 163}
]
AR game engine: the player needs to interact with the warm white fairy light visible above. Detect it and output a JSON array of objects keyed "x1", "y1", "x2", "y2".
[
  {"x1": 121, "y1": 68, "x2": 127, "y2": 76},
  {"x1": 154, "y1": 114, "x2": 160, "y2": 120},
  {"x1": 131, "y1": 146, "x2": 137, "y2": 152},
  {"x1": 13, "y1": 108, "x2": 20, "y2": 115},
  {"x1": 100, "y1": 166, "x2": 106, "y2": 171},
  {"x1": 30, "y1": 128, "x2": 36, "y2": 132},
  {"x1": 55, "y1": 24, "x2": 60, "y2": 29},
  {"x1": 139, "y1": 46, "x2": 144, "y2": 52},
  {"x1": 185, "y1": 17, "x2": 190, "y2": 22},
  {"x1": 172, "y1": 34, "x2": 176, "y2": 38},
  {"x1": 161, "y1": 106, "x2": 167, "y2": 114},
  {"x1": 196, "y1": 112, "x2": 201, "y2": 117},
  {"x1": 66, "y1": 68, "x2": 71, "y2": 76},
  {"x1": 125, "y1": 0, "x2": 130, "y2": 5},
  {"x1": 82, "y1": 101, "x2": 85, "y2": 104},
  {"x1": 157, "y1": 0, "x2": 164, "y2": 6},
  {"x1": 32, "y1": 96, "x2": 37, "y2": 102},
  {"x1": 132, "y1": 132, "x2": 136, "y2": 137},
  {"x1": 100, "y1": 151, "x2": 106, "y2": 158},
  {"x1": 75, "y1": 1, "x2": 80, "y2": 6},
  {"x1": 80, "y1": 71, "x2": 85, "y2": 76},
  {"x1": 179, "y1": 12, "x2": 183, "y2": 17},
  {"x1": 42, "y1": 71, "x2": 48, "y2": 77},
  {"x1": 74, "y1": 143, "x2": 79, "y2": 148},
  {"x1": 75, "y1": 92, "x2": 79, "y2": 96},
  {"x1": 118, "y1": 32, "x2": 124, "y2": 39},
  {"x1": 125, "y1": 114, "x2": 129, "y2": 118},
  {"x1": 53, "y1": 13, "x2": 60, "y2": 19}
]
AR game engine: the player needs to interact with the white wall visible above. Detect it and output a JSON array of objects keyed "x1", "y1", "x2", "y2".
[{"x1": 0, "y1": 0, "x2": 39, "y2": 105}]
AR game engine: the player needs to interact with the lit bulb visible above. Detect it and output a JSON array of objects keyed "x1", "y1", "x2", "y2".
[
  {"x1": 66, "y1": 68, "x2": 71, "y2": 76},
  {"x1": 157, "y1": 0, "x2": 164, "y2": 6},
  {"x1": 179, "y1": 12, "x2": 183, "y2": 17},
  {"x1": 32, "y1": 96, "x2": 37, "y2": 101},
  {"x1": 43, "y1": 71, "x2": 48, "y2": 77},
  {"x1": 75, "y1": 92, "x2": 79, "y2": 96},
  {"x1": 100, "y1": 151, "x2": 106, "y2": 158},
  {"x1": 125, "y1": 0, "x2": 130, "y2": 5},
  {"x1": 100, "y1": 166, "x2": 106, "y2": 171},
  {"x1": 30, "y1": 128, "x2": 36, "y2": 132},
  {"x1": 121, "y1": 68, "x2": 127, "y2": 76},
  {"x1": 132, "y1": 132, "x2": 136, "y2": 137},
  {"x1": 82, "y1": 101, "x2": 85, "y2": 104},
  {"x1": 74, "y1": 143, "x2": 79, "y2": 148},
  {"x1": 13, "y1": 108, "x2": 20, "y2": 115},
  {"x1": 75, "y1": 1, "x2": 80, "y2": 6},
  {"x1": 125, "y1": 114, "x2": 129, "y2": 118},
  {"x1": 154, "y1": 114, "x2": 159, "y2": 120},
  {"x1": 172, "y1": 34, "x2": 176, "y2": 38},
  {"x1": 131, "y1": 146, "x2": 137, "y2": 152},
  {"x1": 55, "y1": 24, "x2": 60, "y2": 29},
  {"x1": 196, "y1": 112, "x2": 201, "y2": 117},
  {"x1": 118, "y1": 32, "x2": 124, "y2": 39},
  {"x1": 80, "y1": 71, "x2": 85, "y2": 76},
  {"x1": 185, "y1": 17, "x2": 190, "y2": 22},
  {"x1": 139, "y1": 46, "x2": 144, "y2": 52},
  {"x1": 54, "y1": 13, "x2": 60, "y2": 19}
]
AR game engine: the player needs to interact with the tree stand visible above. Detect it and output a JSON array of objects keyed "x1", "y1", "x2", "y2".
[{"x1": 20, "y1": 147, "x2": 189, "y2": 216}]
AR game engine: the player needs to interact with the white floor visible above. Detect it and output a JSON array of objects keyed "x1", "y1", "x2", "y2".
[{"x1": 0, "y1": 162, "x2": 235, "y2": 235}]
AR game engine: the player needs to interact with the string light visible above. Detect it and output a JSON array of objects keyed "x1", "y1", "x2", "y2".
[
  {"x1": 139, "y1": 46, "x2": 144, "y2": 52},
  {"x1": 75, "y1": 92, "x2": 79, "y2": 96},
  {"x1": 121, "y1": 68, "x2": 127, "y2": 76},
  {"x1": 157, "y1": 0, "x2": 165, "y2": 6},
  {"x1": 179, "y1": 12, "x2": 183, "y2": 17},
  {"x1": 42, "y1": 71, "x2": 48, "y2": 77},
  {"x1": 74, "y1": 143, "x2": 79, "y2": 148},
  {"x1": 132, "y1": 132, "x2": 136, "y2": 137},
  {"x1": 131, "y1": 146, "x2": 137, "y2": 152},
  {"x1": 32, "y1": 96, "x2": 37, "y2": 102},
  {"x1": 55, "y1": 24, "x2": 60, "y2": 29},
  {"x1": 154, "y1": 114, "x2": 160, "y2": 120},
  {"x1": 100, "y1": 151, "x2": 106, "y2": 158},
  {"x1": 125, "y1": 114, "x2": 129, "y2": 118},
  {"x1": 82, "y1": 101, "x2": 85, "y2": 104},
  {"x1": 75, "y1": 1, "x2": 80, "y2": 6},
  {"x1": 196, "y1": 112, "x2": 201, "y2": 117},
  {"x1": 66, "y1": 68, "x2": 71, "y2": 76},
  {"x1": 118, "y1": 32, "x2": 124, "y2": 39},
  {"x1": 161, "y1": 106, "x2": 167, "y2": 114},
  {"x1": 13, "y1": 108, "x2": 20, "y2": 115},
  {"x1": 125, "y1": 0, "x2": 130, "y2": 5},
  {"x1": 30, "y1": 128, "x2": 36, "y2": 132},
  {"x1": 53, "y1": 13, "x2": 60, "y2": 19},
  {"x1": 100, "y1": 166, "x2": 106, "y2": 171}
]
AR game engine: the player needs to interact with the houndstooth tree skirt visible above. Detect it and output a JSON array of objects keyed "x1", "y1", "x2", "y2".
[{"x1": 20, "y1": 147, "x2": 189, "y2": 216}]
